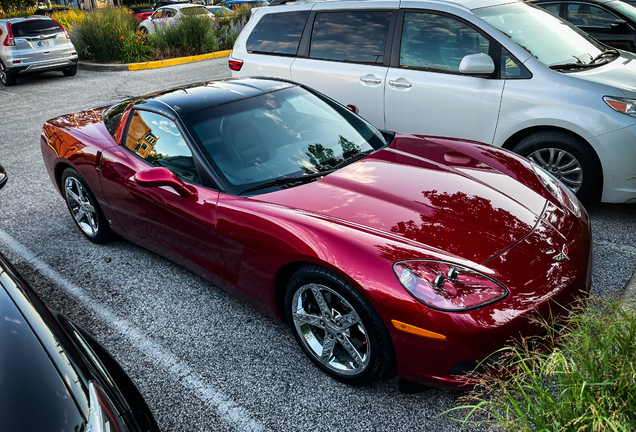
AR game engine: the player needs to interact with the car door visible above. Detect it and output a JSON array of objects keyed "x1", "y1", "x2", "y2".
[
  {"x1": 290, "y1": 4, "x2": 398, "y2": 130},
  {"x1": 564, "y1": 2, "x2": 636, "y2": 51},
  {"x1": 99, "y1": 107, "x2": 226, "y2": 286},
  {"x1": 384, "y1": 9, "x2": 505, "y2": 144}
]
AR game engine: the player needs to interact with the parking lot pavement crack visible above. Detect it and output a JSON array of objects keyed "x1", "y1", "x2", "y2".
[{"x1": 0, "y1": 229, "x2": 271, "y2": 432}]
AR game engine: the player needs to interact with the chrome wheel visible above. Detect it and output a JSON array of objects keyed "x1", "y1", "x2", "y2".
[
  {"x1": 64, "y1": 176, "x2": 99, "y2": 237},
  {"x1": 291, "y1": 283, "x2": 370, "y2": 376},
  {"x1": 527, "y1": 147, "x2": 583, "y2": 192}
]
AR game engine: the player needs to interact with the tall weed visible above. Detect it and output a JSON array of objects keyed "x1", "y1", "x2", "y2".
[
  {"x1": 149, "y1": 15, "x2": 217, "y2": 59},
  {"x1": 448, "y1": 297, "x2": 636, "y2": 432},
  {"x1": 73, "y1": 7, "x2": 137, "y2": 62}
]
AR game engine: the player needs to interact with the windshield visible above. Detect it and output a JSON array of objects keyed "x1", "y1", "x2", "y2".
[
  {"x1": 473, "y1": 2, "x2": 607, "y2": 67},
  {"x1": 181, "y1": 6, "x2": 209, "y2": 15},
  {"x1": 183, "y1": 86, "x2": 387, "y2": 195},
  {"x1": 608, "y1": 0, "x2": 636, "y2": 23}
]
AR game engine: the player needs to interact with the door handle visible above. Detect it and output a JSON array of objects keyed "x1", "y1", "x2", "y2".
[
  {"x1": 389, "y1": 80, "x2": 412, "y2": 89},
  {"x1": 360, "y1": 76, "x2": 382, "y2": 85}
]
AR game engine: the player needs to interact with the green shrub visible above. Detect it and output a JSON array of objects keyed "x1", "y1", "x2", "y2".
[
  {"x1": 149, "y1": 14, "x2": 218, "y2": 59},
  {"x1": 72, "y1": 7, "x2": 138, "y2": 63},
  {"x1": 215, "y1": 7, "x2": 250, "y2": 50},
  {"x1": 0, "y1": 9, "x2": 35, "y2": 18},
  {"x1": 50, "y1": 8, "x2": 85, "y2": 34},
  {"x1": 449, "y1": 298, "x2": 636, "y2": 432}
]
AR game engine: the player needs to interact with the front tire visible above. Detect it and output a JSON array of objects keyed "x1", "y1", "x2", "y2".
[
  {"x1": 61, "y1": 168, "x2": 112, "y2": 244},
  {"x1": 285, "y1": 265, "x2": 394, "y2": 386},
  {"x1": 512, "y1": 131, "x2": 602, "y2": 203}
]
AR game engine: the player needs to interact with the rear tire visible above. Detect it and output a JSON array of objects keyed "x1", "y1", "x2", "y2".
[
  {"x1": 0, "y1": 60, "x2": 17, "y2": 86},
  {"x1": 63, "y1": 65, "x2": 77, "y2": 77},
  {"x1": 512, "y1": 131, "x2": 601, "y2": 204}
]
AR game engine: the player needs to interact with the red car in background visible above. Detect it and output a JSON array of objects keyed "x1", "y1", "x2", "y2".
[
  {"x1": 129, "y1": 6, "x2": 153, "y2": 22},
  {"x1": 40, "y1": 78, "x2": 592, "y2": 390}
]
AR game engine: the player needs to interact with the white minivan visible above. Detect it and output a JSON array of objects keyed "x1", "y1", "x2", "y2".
[{"x1": 230, "y1": 0, "x2": 636, "y2": 203}]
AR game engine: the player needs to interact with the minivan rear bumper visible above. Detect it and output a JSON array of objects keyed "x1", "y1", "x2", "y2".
[{"x1": 9, "y1": 55, "x2": 78, "y2": 74}]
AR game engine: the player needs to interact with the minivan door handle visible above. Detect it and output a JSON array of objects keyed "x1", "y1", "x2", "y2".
[
  {"x1": 360, "y1": 74, "x2": 382, "y2": 85},
  {"x1": 388, "y1": 79, "x2": 412, "y2": 89}
]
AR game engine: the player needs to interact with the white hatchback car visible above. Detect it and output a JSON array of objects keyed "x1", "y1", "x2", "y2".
[
  {"x1": 230, "y1": 0, "x2": 636, "y2": 203},
  {"x1": 138, "y1": 4, "x2": 212, "y2": 34}
]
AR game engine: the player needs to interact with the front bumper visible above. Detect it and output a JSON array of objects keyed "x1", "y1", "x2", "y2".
[{"x1": 390, "y1": 203, "x2": 592, "y2": 389}]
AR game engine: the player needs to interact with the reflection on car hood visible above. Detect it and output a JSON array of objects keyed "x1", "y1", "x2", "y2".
[
  {"x1": 572, "y1": 51, "x2": 636, "y2": 93},
  {"x1": 260, "y1": 135, "x2": 545, "y2": 263}
]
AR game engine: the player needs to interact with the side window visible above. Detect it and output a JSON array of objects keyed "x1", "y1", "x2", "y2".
[
  {"x1": 125, "y1": 110, "x2": 200, "y2": 183},
  {"x1": 399, "y1": 13, "x2": 490, "y2": 72},
  {"x1": 165, "y1": 9, "x2": 176, "y2": 18},
  {"x1": 566, "y1": 3, "x2": 618, "y2": 27},
  {"x1": 246, "y1": 11, "x2": 310, "y2": 55},
  {"x1": 501, "y1": 48, "x2": 531, "y2": 79},
  {"x1": 537, "y1": 3, "x2": 561, "y2": 16},
  {"x1": 151, "y1": 10, "x2": 163, "y2": 19},
  {"x1": 309, "y1": 11, "x2": 392, "y2": 64}
]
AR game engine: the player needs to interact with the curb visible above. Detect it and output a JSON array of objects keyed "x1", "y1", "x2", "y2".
[
  {"x1": 78, "y1": 49, "x2": 232, "y2": 72},
  {"x1": 620, "y1": 266, "x2": 636, "y2": 305}
]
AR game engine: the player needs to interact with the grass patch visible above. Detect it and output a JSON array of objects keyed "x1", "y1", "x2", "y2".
[
  {"x1": 149, "y1": 14, "x2": 218, "y2": 59},
  {"x1": 72, "y1": 7, "x2": 138, "y2": 63},
  {"x1": 448, "y1": 297, "x2": 636, "y2": 431}
]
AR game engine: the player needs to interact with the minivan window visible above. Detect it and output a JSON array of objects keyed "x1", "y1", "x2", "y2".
[
  {"x1": 399, "y1": 13, "x2": 489, "y2": 72},
  {"x1": 309, "y1": 11, "x2": 392, "y2": 64},
  {"x1": 12, "y1": 19, "x2": 62, "y2": 37},
  {"x1": 246, "y1": 11, "x2": 310, "y2": 55},
  {"x1": 566, "y1": 3, "x2": 618, "y2": 27},
  {"x1": 473, "y1": 3, "x2": 606, "y2": 68}
]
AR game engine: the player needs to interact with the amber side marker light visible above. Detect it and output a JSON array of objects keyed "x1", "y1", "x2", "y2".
[{"x1": 391, "y1": 320, "x2": 446, "y2": 340}]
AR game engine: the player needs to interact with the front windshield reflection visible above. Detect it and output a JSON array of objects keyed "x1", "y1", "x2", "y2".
[
  {"x1": 474, "y1": 2, "x2": 607, "y2": 67},
  {"x1": 184, "y1": 86, "x2": 386, "y2": 194}
]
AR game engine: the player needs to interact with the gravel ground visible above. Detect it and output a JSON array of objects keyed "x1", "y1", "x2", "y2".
[{"x1": 0, "y1": 58, "x2": 634, "y2": 431}]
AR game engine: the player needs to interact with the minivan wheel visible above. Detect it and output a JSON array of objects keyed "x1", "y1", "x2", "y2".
[
  {"x1": 0, "y1": 61, "x2": 17, "y2": 86},
  {"x1": 63, "y1": 65, "x2": 77, "y2": 77},
  {"x1": 512, "y1": 131, "x2": 601, "y2": 203},
  {"x1": 285, "y1": 265, "x2": 394, "y2": 386}
]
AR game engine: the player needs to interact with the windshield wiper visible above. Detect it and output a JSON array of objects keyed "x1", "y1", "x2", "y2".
[
  {"x1": 590, "y1": 48, "x2": 620, "y2": 64},
  {"x1": 331, "y1": 149, "x2": 374, "y2": 170},
  {"x1": 549, "y1": 62, "x2": 601, "y2": 70},
  {"x1": 238, "y1": 171, "x2": 335, "y2": 195}
]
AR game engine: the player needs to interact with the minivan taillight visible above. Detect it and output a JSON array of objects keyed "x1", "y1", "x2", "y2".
[
  {"x1": 229, "y1": 58, "x2": 243, "y2": 71},
  {"x1": 51, "y1": 19, "x2": 70, "y2": 40},
  {"x1": 3, "y1": 22, "x2": 15, "y2": 46}
]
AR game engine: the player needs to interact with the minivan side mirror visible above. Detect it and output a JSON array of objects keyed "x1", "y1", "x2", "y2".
[
  {"x1": 134, "y1": 167, "x2": 194, "y2": 198},
  {"x1": 459, "y1": 54, "x2": 495, "y2": 76}
]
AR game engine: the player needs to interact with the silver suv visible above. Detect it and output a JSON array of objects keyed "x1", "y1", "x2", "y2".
[{"x1": 0, "y1": 16, "x2": 78, "y2": 86}]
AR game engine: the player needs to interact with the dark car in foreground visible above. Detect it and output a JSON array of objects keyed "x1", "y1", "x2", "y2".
[
  {"x1": 531, "y1": 0, "x2": 636, "y2": 51},
  {"x1": 0, "y1": 165, "x2": 158, "y2": 431},
  {"x1": 40, "y1": 78, "x2": 592, "y2": 389}
]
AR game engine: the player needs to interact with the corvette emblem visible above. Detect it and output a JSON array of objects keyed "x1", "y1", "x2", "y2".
[{"x1": 553, "y1": 245, "x2": 570, "y2": 261}]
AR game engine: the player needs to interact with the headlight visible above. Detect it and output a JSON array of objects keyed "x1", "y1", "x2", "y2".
[
  {"x1": 393, "y1": 260, "x2": 508, "y2": 312},
  {"x1": 531, "y1": 162, "x2": 580, "y2": 217},
  {"x1": 603, "y1": 96, "x2": 636, "y2": 117},
  {"x1": 87, "y1": 381, "x2": 129, "y2": 432}
]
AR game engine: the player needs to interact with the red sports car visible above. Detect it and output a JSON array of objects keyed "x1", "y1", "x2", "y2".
[{"x1": 40, "y1": 78, "x2": 592, "y2": 390}]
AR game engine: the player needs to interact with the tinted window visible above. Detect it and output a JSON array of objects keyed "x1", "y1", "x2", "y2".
[
  {"x1": 247, "y1": 11, "x2": 309, "y2": 55},
  {"x1": 125, "y1": 110, "x2": 200, "y2": 183},
  {"x1": 12, "y1": 19, "x2": 62, "y2": 37},
  {"x1": 309, "y1": 11, "x2": 392, "y2": 64},
  {"x1": 399, "y1": 13, "x2": 489, "y2": 72},
  {"x1": 566, "y1": 3, "x2": 618, "y2": 27},
  {"x1": 537, "y1": 3, "x2": 561, "y2": 16}
]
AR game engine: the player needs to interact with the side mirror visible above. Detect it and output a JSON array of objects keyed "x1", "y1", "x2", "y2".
[
  {"x1": 0, "y1": 164, "x2": 6, "y2": 190},
  {"x1": 611, "y1": 19, "x2": 629, "y2": 33},
  {"x1": 459, "y1": 54, "x2": 495, "y2": 76},
  {"x1": 134, "y1": 167, "x2": 194, "y2": 198},
  {"x1": 346, "y1": 104, "x2": 359, "y2": 114}
]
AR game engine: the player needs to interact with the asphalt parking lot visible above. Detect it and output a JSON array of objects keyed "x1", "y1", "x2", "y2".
[{"x1": 0, "y1": 58, "x2": 635, "y2": 432}]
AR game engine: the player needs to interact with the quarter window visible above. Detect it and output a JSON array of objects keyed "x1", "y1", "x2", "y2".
[
  {"x1": 246, "y1": 11, "x2": 310, "y2": 55},
  {"x1": 125, "y1": 110, "x2": 200, "y2": 183},
  {"x1": 566, "y1": 3, "x2": 618, "y2": 27},
  {"x1": 309, "y1": 11, "x2": 392, "y2": 64},
  {"x1": 399, "y1": 13, "x2": 489, "y2": 72}
]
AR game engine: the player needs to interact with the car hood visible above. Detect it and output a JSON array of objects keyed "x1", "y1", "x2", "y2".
[
  {"x1": 258, "y1": 135, "x2": 545, "y2": 263},
  {"x1": 0, "y1": 286, "x2": 84, "y2": 431},
  {"x1": 572, "y1": 51, "x2": 636, "y2": 93}
]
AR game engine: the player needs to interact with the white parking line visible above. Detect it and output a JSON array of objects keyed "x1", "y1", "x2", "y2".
[
  {"x1": 597, "y1": 240, "x2": 636, "y2": 257},
  {"x1": 0, "y1": 229, "x2": 270, "y2": 432}
]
